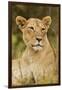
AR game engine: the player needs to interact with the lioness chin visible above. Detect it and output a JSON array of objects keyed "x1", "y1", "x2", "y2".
[{"x1": 12, "y1": 16, "x2": 58, "y2": 86}]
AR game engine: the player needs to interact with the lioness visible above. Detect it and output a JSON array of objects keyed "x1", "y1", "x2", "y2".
[{"x1": 12, "y1": 16, "x2": 58, "y2": 86}]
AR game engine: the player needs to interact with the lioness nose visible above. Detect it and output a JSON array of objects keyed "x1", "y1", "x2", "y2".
[{"x1": 36, "y1": 37, "x2": 42, "y2": 42}]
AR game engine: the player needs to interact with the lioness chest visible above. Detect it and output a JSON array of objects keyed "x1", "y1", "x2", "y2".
[
  {"x1": 12, "y1": 48, "x2": 57, "y2": 85},
  {"x1": 20, "y1": 47, "x2": 56, "y2": 84}
]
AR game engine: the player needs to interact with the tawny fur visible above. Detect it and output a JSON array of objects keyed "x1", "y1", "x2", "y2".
[{"x1": 12, "y1": 16, "x2": 58, "y2": 86}]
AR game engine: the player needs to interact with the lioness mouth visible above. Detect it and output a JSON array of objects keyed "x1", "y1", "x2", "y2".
[{"x1": 32, "y1": 44, "x2": 43, "y2": 47}]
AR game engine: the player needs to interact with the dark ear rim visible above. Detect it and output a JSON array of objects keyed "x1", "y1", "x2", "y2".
[
  {"x1": 16, "y1": 16, "x2": 26, "y2": 26},
  {"x1": 16, "y1": 16, "x2": 27, "y2": 32}
]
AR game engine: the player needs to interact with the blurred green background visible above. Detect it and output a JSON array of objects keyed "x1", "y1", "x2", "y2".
[{"x1": 11, "y1": 3, "x2": 60, "y2": 59}]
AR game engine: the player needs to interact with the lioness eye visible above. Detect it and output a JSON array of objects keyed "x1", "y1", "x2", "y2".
[
  {"x1": 42, "y1": 28, "x2": 45, "y2": 30},
  {"x1": 29, "y1": 26, "x2": 34, "y2": 30}
]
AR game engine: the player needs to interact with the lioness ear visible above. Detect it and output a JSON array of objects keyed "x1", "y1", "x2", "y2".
[
  {"x1": 42, "y1": 16, "x2": 51, "y2": 28},
  {"x1": 16, "y1": 16, "x2": 26, "y2": 31}
]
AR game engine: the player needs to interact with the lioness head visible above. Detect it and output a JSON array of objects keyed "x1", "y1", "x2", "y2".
[{"x1": 16, "y1": 16, "x2": 51, "y2": 51}]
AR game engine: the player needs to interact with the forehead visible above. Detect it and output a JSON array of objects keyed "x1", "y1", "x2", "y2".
[{"x1": 27, "y1": 18, "x2": 44, "y2": 27}]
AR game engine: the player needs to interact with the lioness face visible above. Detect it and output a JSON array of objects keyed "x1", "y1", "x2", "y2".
[{"x1": 16, "y1": 16, "x2": 51, "y2": 51}]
